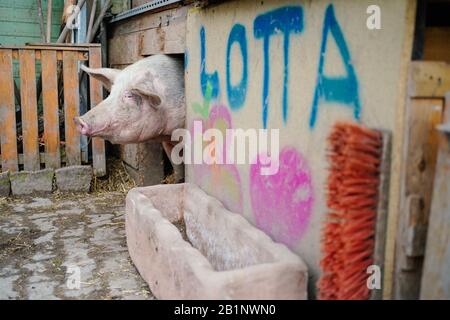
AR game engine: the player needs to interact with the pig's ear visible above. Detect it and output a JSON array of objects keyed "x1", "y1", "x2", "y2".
[
  {"x1": 133, "y1": 87, "x2": 162, "y2": 110},
  {"x1": 81, "y1": 64, "x2": 120, "y2": 91}
]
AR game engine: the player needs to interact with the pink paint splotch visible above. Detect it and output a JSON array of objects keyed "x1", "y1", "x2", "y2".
[{"x1": 250, "y1": 147, "x2": 314, "y2": 247}]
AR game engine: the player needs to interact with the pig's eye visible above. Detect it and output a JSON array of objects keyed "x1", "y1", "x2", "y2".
[
  {"x1": 124, "y1": 92, "x2": 134, "y2": 100},
  {"x1": 123, "y1": 91, "x2": 141, "y2": 105}
]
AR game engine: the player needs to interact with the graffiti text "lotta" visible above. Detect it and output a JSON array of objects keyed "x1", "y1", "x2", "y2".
[{"x1": 200, "y1": 4, "x2": 361, "y2": 129}]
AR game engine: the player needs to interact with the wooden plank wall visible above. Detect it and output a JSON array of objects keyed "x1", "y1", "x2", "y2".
[
  {"x1": 108, "y1": 4, "x2": 190, "y2": 68},
  {"x1": 0, "y1": 0, "x2": 64, "y2": 45},
  {"x1": 394, "y1": 98, "x2": 443, "y2": 299},
  {"x1": 420, "y1": 92, "x2": 450, "y2": 299},
  {"x1": 393, "y1": 61, "x2": 450, "y2": 299}
]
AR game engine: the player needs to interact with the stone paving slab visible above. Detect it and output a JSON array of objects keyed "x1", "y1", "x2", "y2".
[
  {"x1": 0, "y1": 172, "x2": 10, "y2": 197},
  {"x1": 0, "y1": 192, "x2": 153, "y2": 300},
  {"x1": 55, "y1": 166, "x2": 93, "y2": 193},
  {"x1": 10, "y1": 169, "x2": 54, "y2": 196}
]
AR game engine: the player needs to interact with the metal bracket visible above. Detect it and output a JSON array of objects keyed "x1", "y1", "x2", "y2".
[{"x1": 109, "y1": 0, "x2": 182, "y2": 23}]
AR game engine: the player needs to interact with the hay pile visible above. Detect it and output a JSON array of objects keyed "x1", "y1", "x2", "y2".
[
  {"x1": 92, "y1": 157, "x2": 136, "y2": 194},
  {"x1": 0, "y1": 229, "x2": 39, "y2": 262}
]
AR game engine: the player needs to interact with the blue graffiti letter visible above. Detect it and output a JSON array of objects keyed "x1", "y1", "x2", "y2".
[
  {"x1": 309, "y1": 4, "x2": 361, "y2": 128},
  {"x1": 226, "y1": 24, "x2": 248, "y2": 110},
  {"x1": 254, "y1": 6, "x2": 303, "y2": 128},
  {"x1": 200, "y1": 26, "x2": 219, "y2": 99}
]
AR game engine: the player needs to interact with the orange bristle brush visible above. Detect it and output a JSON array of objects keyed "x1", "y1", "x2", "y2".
[{"x1": 318, "y1": 122, "x2": 383, "y2": 300}]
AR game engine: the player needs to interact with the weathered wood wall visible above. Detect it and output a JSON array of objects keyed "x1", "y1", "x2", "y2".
[
  {"x1": 393, "y1": 62, "x2": 445, "y2": 299},
  {"x1": 108, "y1": 3, "x2": 189, "y2": 69},
  {"x1": 420, "y1": 92, "x2": 450, "y2": 300},
  {"x1": 392, "y1": 61, "x2": 450, "y2": 300}
]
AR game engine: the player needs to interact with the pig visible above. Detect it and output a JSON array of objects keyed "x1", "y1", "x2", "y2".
[{"x1": 74, "y1": 54, "x2": 185, "y2": 181}]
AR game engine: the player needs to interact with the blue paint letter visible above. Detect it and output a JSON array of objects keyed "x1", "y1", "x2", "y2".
[
  {"x1": 254, "y1": 6, "x2": 303, "y2": 128},
  {"x1": 184, "y1": 49, "x2": 189, "y2": 70},
  {"x1": 226, "y1": 24, "x2": 248, "y2": 110},
  {"x1": 309, "y1": 4, "x2": 361, "y2": 128},
  {"x1": 200, "y1": 26, "x2": 219, "y2": 99}
]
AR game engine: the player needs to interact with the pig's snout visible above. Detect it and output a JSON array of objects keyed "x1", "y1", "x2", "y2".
[{"x1": 74, "y1": 117, "x2": 91, "y2": 136}]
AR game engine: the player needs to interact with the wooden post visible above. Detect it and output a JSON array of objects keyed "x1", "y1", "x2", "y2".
[
  {"x1": 0, "y1": 49, "x2": 19, "y2": 172},
  {"x1": 393, "y1": 98, "x2": 443, "y2": 299},
  {"x1": 41, "y1": 50, "x2": 61, "y2": 169},
  {"x1": 420, "y1": 93, "x2": 450, "y2": 299},
  {"x1": 63, "y1": 50, "x2": 81, "y2": 166},
  {"x1": 89, "y1": 47, "x2": 106, "y2": 177},
  {"x1": 19, "y1": 50, "x2": 40, "y2": 171},
  {"x1": 395, "y1": 61, "x2": 450, "y2": 299}
]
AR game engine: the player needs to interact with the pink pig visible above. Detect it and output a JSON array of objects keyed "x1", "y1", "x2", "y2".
[{"x1": 74, "y1": 55, "x2": 185, "y2": 180}]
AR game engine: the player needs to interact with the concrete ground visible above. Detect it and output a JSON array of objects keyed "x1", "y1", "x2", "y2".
[{"x1": 0, "y1": 192, "x2": 154, "y2": 300}]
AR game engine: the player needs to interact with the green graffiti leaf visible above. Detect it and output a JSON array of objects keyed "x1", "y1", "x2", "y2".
[{"x1": 192, "y1": 81, "x2": 213, "y2": 118}]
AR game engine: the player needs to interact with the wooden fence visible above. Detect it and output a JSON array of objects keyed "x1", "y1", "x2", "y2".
[{"x1": 0, "y1": 44, "x2": 105, "y2": 176}]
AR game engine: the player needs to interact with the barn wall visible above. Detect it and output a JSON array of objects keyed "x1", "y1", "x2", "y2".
[
  {"x1": 0, "y1": 0, "x2": 64, "y2": 45},
  {"x1": 185, "y1": 0, "x2": 416, "y2": 295},
  {"x1": 107, "y1": 4, "x2": 189, "y2": 69}
]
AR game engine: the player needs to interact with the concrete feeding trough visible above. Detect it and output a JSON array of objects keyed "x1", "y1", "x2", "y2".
[{"x1": 125, "y1": 183, "x2": 308, "y2": 299}]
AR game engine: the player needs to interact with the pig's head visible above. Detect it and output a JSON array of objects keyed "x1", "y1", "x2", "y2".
[{"x1": 74, "y1": 64, "x2": 167, "y2": 144}]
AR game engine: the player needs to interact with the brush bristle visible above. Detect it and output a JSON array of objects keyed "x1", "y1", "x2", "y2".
[{"x1": 318, "y1": 122, "x2": 382, "y2": 300}]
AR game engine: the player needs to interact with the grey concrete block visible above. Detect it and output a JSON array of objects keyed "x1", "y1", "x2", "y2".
[
  {"x1": 10, "y1": 169, "x2": 54, "y2": 196},
  {"x1": 55, "y1": 165, "x2": 92, "y2": 192},
  {"x1": 0, "y1": 171, "x2": 11, "y2": 197},
  {"x1": 122, "y1": 141, "x2": 164, "y2": 186}
]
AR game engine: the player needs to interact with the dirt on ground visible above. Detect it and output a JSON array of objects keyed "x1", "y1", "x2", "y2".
[
  {"x1": 0, "y1": 192, "x2": 154, "y2": 300},
  {"x1": 0, "y1": 156, "x2": 191, "y2": 300}
]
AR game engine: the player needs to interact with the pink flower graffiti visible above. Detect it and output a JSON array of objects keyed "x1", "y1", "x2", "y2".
[{"x1": 250, "y1": 147, "x2": 314, "y2": 247}]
